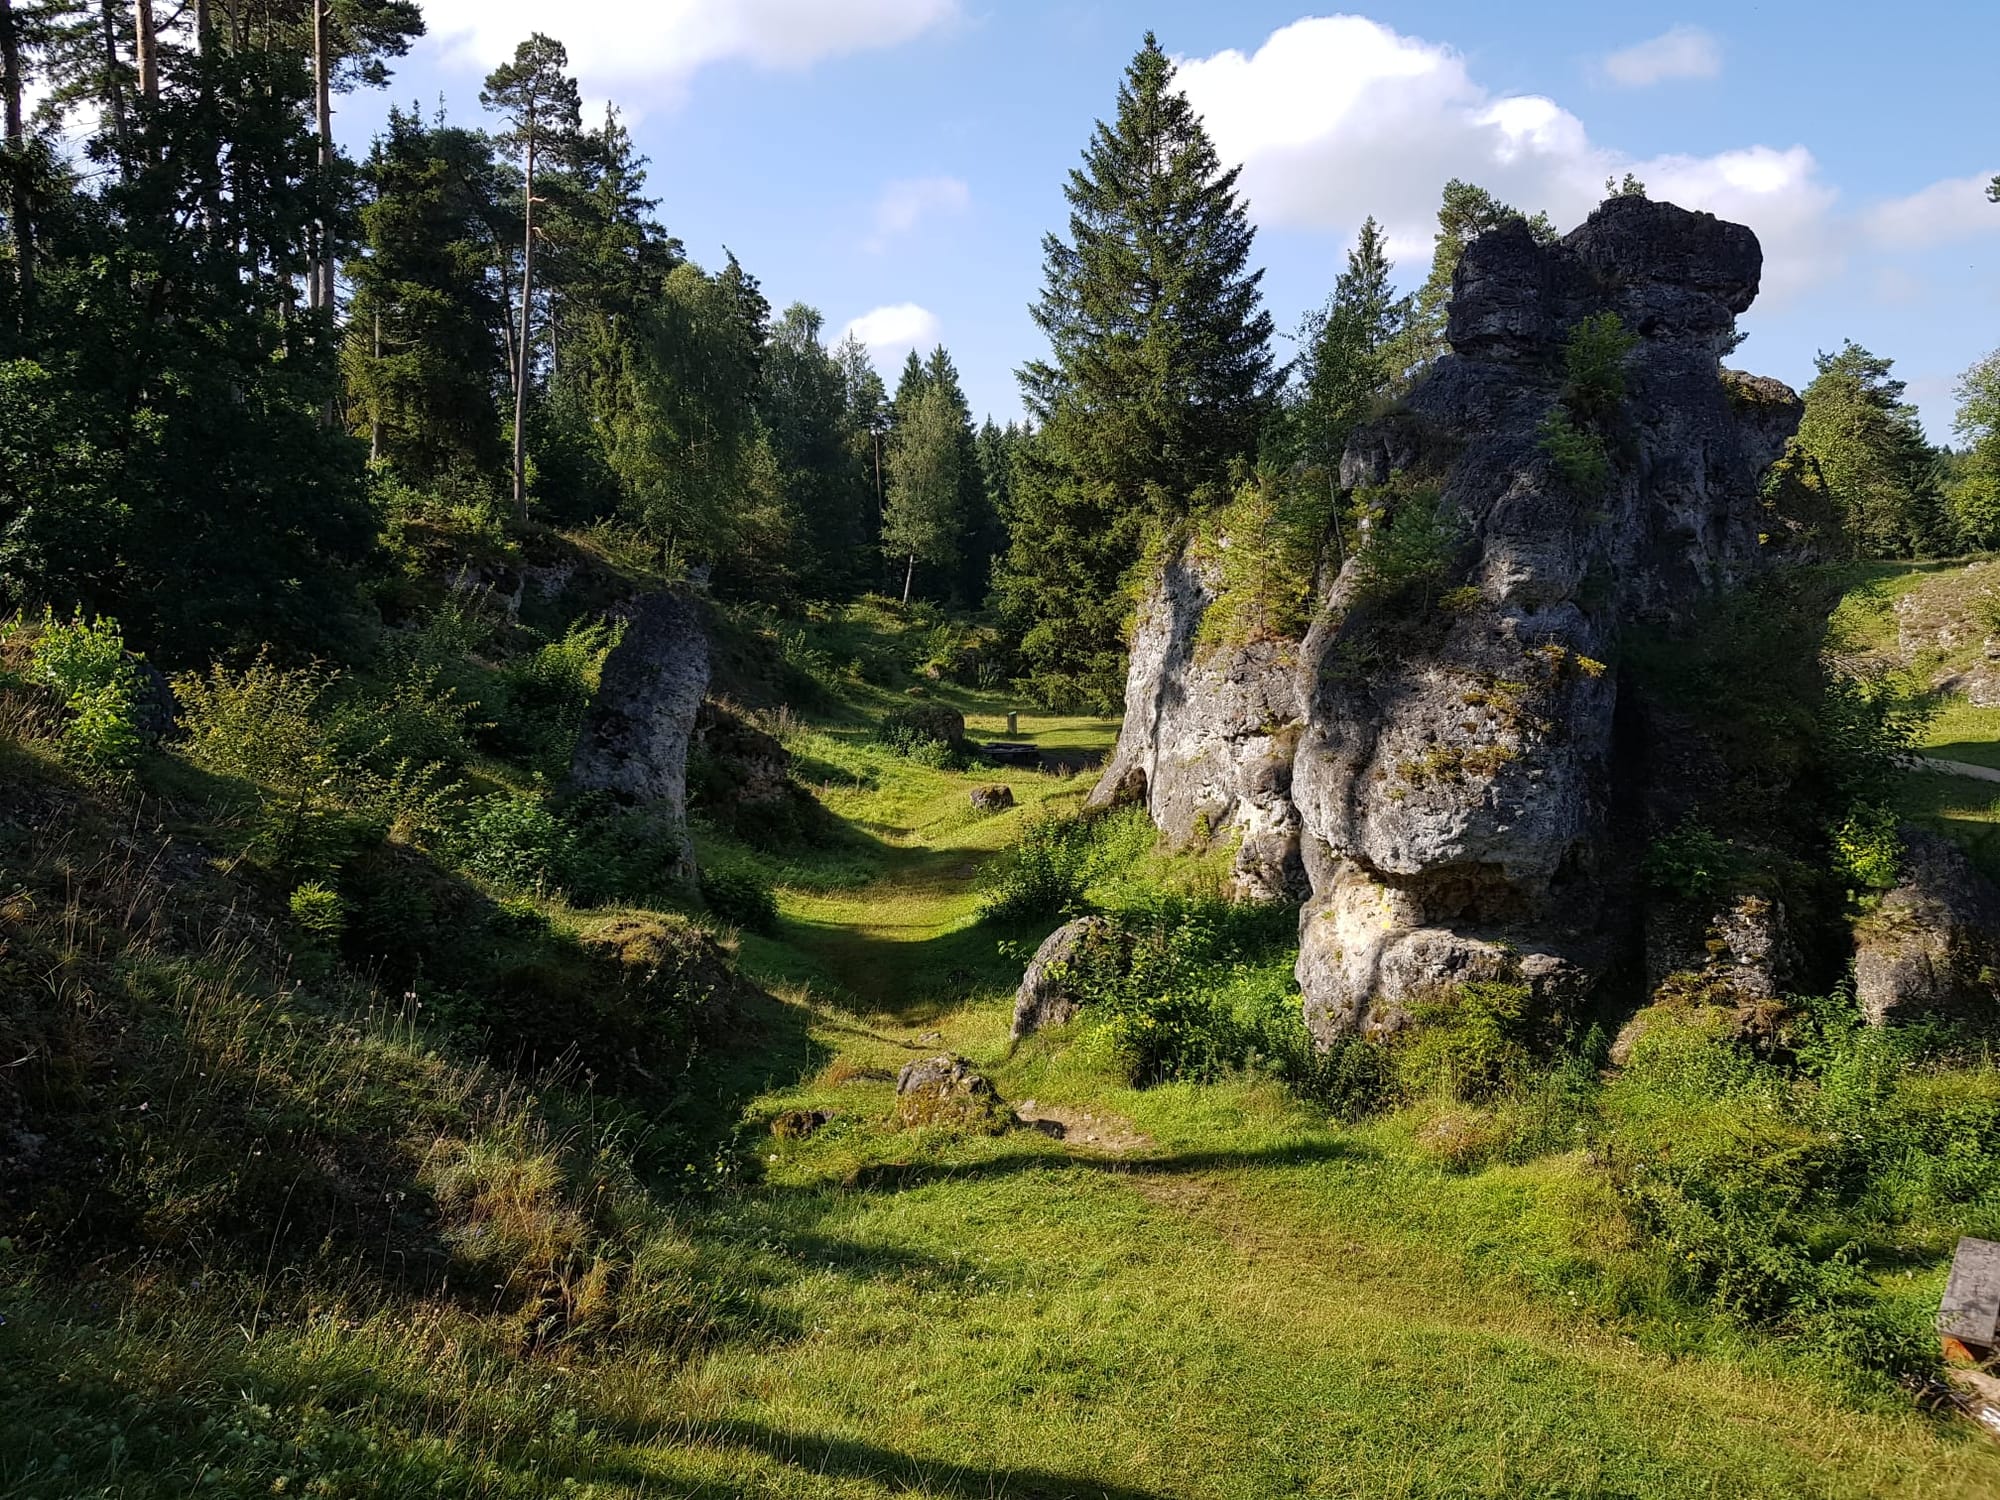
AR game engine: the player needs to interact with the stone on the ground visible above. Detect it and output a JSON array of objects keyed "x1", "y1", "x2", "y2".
[
  {"x1": 1011, "y1": 917, "x2": 1115, "y2": 1040},
  {"x1": 970, "y1": 785, "x2": 1016, "y2": 813},
  {"x1": 1855, "y1": 828, "x2": 2000, "y2": 1025},
  {"x1": 893, "y1": 1055, "x2": 1008, "y2": 1133},
  {"x1": 882, "y1": 702, "x2": 966, "y2": 749}
]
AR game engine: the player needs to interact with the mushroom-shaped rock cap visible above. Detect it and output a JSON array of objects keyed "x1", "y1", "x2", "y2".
[{"x1": 1564, "y1": 195, "x2": 1763, "y2": 318}]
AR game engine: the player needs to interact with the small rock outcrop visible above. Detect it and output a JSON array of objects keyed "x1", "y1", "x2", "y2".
[
  {"x1": 882, "y1": 702, "x2": 967, "y2": 750},
  {"x1": 689, "y1": 702, "x2": 825, "y2": 848},
  {"x1": 1011, "y1": 916, "x2": 1116, "y2": 1039},
  {"x1": 971, "y1": 785, "x2": 1016, "y2": 814},
  {"x1": 894, "y1": 1056, "x2": 1008, "y2": 1133},
  {"x1": 1089, "y1": 547, "x2": 1308, "y2": 902},
  {"x1": 1855, "y1": 830, "x2": 2000, "y2": 1025},
  {"x1": 567, "y1": 590, "x2": 709, "y2": 881}
]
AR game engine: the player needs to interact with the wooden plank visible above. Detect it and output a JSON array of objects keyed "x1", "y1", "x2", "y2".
[{"x1": 1939, "y1": 1236, "x2": 2000, "y2": 1346}]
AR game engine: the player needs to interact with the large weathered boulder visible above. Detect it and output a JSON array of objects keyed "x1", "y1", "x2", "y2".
[
  {"x1": 1089, "y1": 547, "x2": 1307, "y2": 902},
  {"x1": 882, "y1": 702, "x2": 967, "y2": 750},
  {"x1": 1011, "y1": 916, "x2": 1115, "y2": 1039},
  {"x1": 688, "y1": 701, "x2": 825, "y2": 848},
  {"x1": 1855, "y1": 829, "x2": 2000, "y2": 1026},
  {"x1": 1289, "y1": 197, "x2": 1802, "y2": 1042},
  {"x1": 567, "y1": 591, "x2": 709, "y2": 881}
]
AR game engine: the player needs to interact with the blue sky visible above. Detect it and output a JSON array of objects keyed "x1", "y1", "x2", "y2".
[{"x1": 339, "y1": 1, "x2": 1999, "y2": 438}]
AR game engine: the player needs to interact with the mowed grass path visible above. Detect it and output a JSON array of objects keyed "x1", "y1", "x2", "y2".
[{"x1": 663, "y1": 714, "x2": 2000, "y2": 1497}]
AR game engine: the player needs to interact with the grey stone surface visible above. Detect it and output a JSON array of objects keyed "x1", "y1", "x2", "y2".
[
  {"x1": 970, "y1": 785, "x2": 1017, "y2": 814},
  {"x1": 1011, "y1": 916, "x2": 1115, "y2": 1040},
  {"x1": 567, "y1": 590, "x2": 710, "y2": 881},
  {"x1": 1089, "y1": 548, "x2": 1308, "y2": 903},
  {"x1": 893, "y1": 1055, "x2": 1007, "y2": 1132},
  {"x1": 1289, "y1": 197, "x2": 1802, "y2": 1041},
  {"x1": 1855, "y1": 828, "x2": 2000, "y2": 1026}
]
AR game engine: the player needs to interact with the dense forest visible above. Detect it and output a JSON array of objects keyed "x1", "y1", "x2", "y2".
[{"x1": 6, "y1": 7, "x2": 2000, "y2": 1497}]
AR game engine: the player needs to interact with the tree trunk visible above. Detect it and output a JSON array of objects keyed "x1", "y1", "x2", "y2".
[
  {"x1": 134, "y1": 0, "x2": 156, "y2": 103},
  {"x1": 99, "y1": 0, "x2": 131, "y2": 182},
  {"x1": 902, "y1": 553, "x2": 916, "y2": 606},
  {"x1": 0, "y1": 0, "x2": 30, "y2": 310},
  {"x1": 369, "y1": 311, "x2": 383, "y2": 461},
  {"x1": 310, "y1": 0, "x2": 333, "y2": 312},
  {"x1": 513, "y1": 123, "x2": 536, "y2": 521}
]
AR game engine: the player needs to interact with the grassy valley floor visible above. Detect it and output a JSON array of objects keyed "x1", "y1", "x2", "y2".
[{"x1": 10, "y1": 603, "x2": 2000, "y2": 1497}]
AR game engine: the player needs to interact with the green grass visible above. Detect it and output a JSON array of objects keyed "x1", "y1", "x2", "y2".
[{"x1": 13, "y1": 594, "x2": 2000, "y2": 1497}]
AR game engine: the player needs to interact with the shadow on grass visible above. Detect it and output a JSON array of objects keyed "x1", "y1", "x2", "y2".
[
  {"x1": 605, "y1": 1420, "x2": 1180, "y2": 1500},
  {"x1": 834, "y1": 1136, "x2": 1361, "y2": 1194}
]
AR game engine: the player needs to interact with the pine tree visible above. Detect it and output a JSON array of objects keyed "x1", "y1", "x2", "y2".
[
  {"x1": 1386, "y1": 179, "x2": 1555, "y2": 384},
  {"x1": 481, "y1": 33, "x2": 580, "y2": 520},
  {"x1": 765, "y1": 303, "x2": 870, "y2": 594},
  {"x1": 1000, "y1": 32, "x2": 1275, "y2": 707},
  {"x1": 1795, "y1": 341, "x2": 1947, "y2": 557},
  {"x1": 1951, "y1": 349, "x2": 2000, "y2": 549},
  {"x1": 343, "y1": 103, "x2": 508, "y2": 483}
]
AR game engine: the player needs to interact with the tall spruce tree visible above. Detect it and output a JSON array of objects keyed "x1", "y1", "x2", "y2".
[
  {"x1": 1292, "y1": 215, "x2": 1406, "y2": 478},
  {"x1": 1000, "y1": 32, "x2": 1275, "y2": 707},
  {"x1": 883, "y1": 380, "x2": 963, "y2": 604}
]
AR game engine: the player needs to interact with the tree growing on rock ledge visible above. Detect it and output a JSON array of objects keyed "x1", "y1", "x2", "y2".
[{"x1": 997, "y1": 32, "x2": 1277, "y2": 710}]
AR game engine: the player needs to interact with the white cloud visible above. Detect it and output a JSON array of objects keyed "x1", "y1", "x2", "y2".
[
  {"x1": 866, "y1": 176, "x2": 971, "y2": 253},
  {"x1": 842, "y1": 303, "x2": 941, "y2": 362},
  {"x1": 1864, "y1": 171, "x2": 2000, "y2": 251},
  {"x1": 1599, "y1": 26, "x2": 1722, "y2": 88},
  {"x1": 422, "y1": 0, "x2": 956, "y2": 94},
  {"x1": 1174, "y1": 15, "x2": 1837, "y2": 299}
]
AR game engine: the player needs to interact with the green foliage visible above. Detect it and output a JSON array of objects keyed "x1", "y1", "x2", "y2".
[
  {"x1": 26, "y1": 612, "x2": 141, "y2": 769},
  {"x1": 1395, "y1": 982, "x2": 1540, "y2": 1104},
  {"x1": 485, "y1": 618, "x2": 624, "y2": 774},
  {"x1": 451, "y1": 792, "x2": 567, "y2": 892},
  {"x1": 1795, "y1": 342, "x2": 1948, "y2": 558},
  {"x1": 1645, "y1": 819, "x2": 1740, "y2": 903},
  {"x1": 1538, "y1": 411, "x2": 1613, "y2": 493},
  {"x1": 288, "y1": 881, "x2": 347, "y2": 947},
  {"x1": 1000, "y1": 34, "x2": 1277, "y2": 708},
  {"x1": 1287, "y1": 216, "x2": 1407, "y2": 472},
  {"x1": 980, "y1": 807, "x2": 1154, "y2": 926},
  {"x1": 1352, "y1": 485, "x2": 1464, "y2": 609},
  {"x1": 1832, "y1": 803, "x2": 1904, "y2": 894},
  {"x1": 1560, "y1": 312, "x2": 1639, "y2": 423},
  {"x1": 699, "y1": 868, "x2": 779, "y2": 934},
  {"x1": 1202, "y1": 467, "x2": 1333, "y2": 647}
]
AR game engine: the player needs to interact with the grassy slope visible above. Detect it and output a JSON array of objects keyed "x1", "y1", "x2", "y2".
[{"x1": 9, "y1": 598, "x2": 2000, "y2": 1496}]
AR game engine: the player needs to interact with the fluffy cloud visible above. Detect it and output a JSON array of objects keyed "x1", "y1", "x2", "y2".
[
  {"x1": 1864, "y1": 172, "x2": 2000, "y2": 251},
  {"x1": 422, "y1": 0, "x2": 956, "y2": 92},
  {"x1": 867, "y1": 176, "x2": 971, "y2": 252},
  {"x1": 842, "y1": 303, "x2": 941, "y2": 361},
  {"x1": 1599, "y1": 26, "x2": 1722, "y2": 88},
  {"x1": 1174, "y1": 15, "x2": 1836, "y2": 298}
]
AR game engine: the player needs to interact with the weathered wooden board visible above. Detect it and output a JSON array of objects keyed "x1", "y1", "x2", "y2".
[{"x1": 1939, "y1": 1236, "x2": 2000, "y2": 1346}]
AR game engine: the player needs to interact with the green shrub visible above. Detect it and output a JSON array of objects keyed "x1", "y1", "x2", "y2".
[
  {"x1": 1352, "y1": 485, "x2": 1464, "y2": 610},
  {"x1": 1394, "y1": 981, "x2": 1539, "y2": 1103},
  {"x1": 1832, "y1": 802, "x2": 1903, "y2": 895},
  {"x1": 452, "y1": 793, "x2": 568, "y2": 892},
  {"x1": 288, "y1": 881, "x2": 347, "y2": 946},
  {"x1": 27, "y1": 612, "x2": 142, "y2": 769},
  {"x1": 1538, "y1": 411, "x2": 1612, "y2": 494},
  {"x1": 1644, "y1": 818, "x2": 1739, "y2": 904},
  {"x1": 1560, "y1": 311, "x2": 1639, "y2": 422},
  {"x1": 980, "y1": 810, "x2": 1118, "y2": 924},
  {"x1": 487, "y1": 618, "x2": 623, "y2": 772},
  {"x1": 699, "y1": 868, "x2": 778, "y2": 934},
  {"x1": 1202, "y1": 468, "x2": 1334, "y2": 647}
]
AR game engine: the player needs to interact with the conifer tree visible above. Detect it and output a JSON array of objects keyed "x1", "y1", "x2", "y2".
[
  {"x1": 1795, "y1": 341, "x2": 1947, "y2": 557},
  {"x1": 481, "y1": 33, "x2": 580, "y2": 519},
  {"x1": 1293, "y1": 215, "x2": 1406, "y2": 477},
  {"x1": 1000, "y1": 32, "x2": 1275, "y2": 707},
  {"x1": 884, "y1": 382, "x2": 963, "y2": 604}
]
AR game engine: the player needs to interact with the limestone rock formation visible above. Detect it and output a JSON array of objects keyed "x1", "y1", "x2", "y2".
[
  {"x1": 1854, "y1": 829, "x2": 2000, "y2": 1025},
  {"x1": 1088, "y1": 547, "x2": 1308, "y2": 902},
  {"x1": 689, "y1": 702, "x2": 826, "y2": 848},
  {"x1": 1291, "y1": 197, "x2": 1803, "y2": 1040},
  {"x1": 970, "y1": 785, "x2": 1017, "y2": 814},
  {"x1": 1011, "y1": 916, "x2": 1115, "y2": 1040},
  {"x1": 567, "y1": 590, "x2": 710, "y2": 881},
  {"x1": 894, "y1": 1056, "x2": 1008, "y2": 1133}
]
